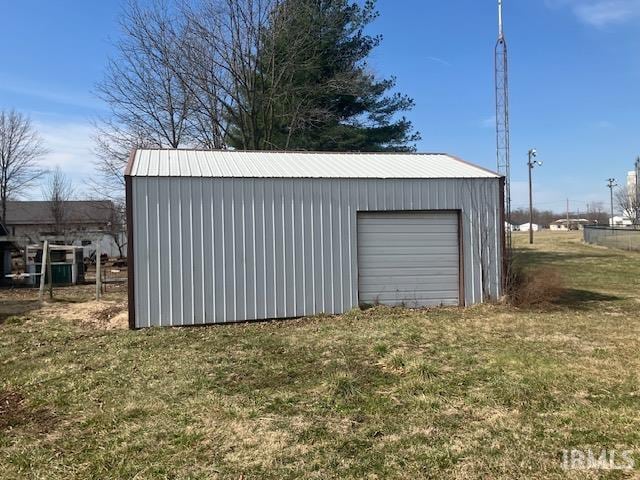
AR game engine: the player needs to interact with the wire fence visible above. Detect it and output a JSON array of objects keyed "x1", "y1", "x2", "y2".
[{"x1": 583, "y1": 226, "x2": 640, "y2": 252}]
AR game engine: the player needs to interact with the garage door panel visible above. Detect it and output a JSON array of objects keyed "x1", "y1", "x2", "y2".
[
  {"x1": 360, "y1": 266, "x2": 459, "y2": 276},
  {"x1": 359, "y1": 233, "x2": 458, "y2": 243},
  {"x1": 364, "y1": 291, "x2": 459, "y2": 305},
  {"x1": 364, "y1": 289, "x2": 459, "y2": 299},
  {"x1": 358, "y1": 225, "x2": 458, "y2": 234},
  {"x1": 358, "y1": 215, "x2": 457, "y2": 225},
  {"x1": 359, "y1": 255, "x2": 458, "y2": 268},
  {"x1": 360, "y1": 284, "x2": 458, "y2": 295},
  {"x1": 360, "y1": 275, "x2": 459, "y2": 288},
  {"x1": 373, "y1": 297, "x2": 460, "y2": 307},
  {"x1": 362, "y1": 248, "x2": 458, "y2": 259},
  {"x1": 357, "y1": 212, "x2": 459, "y2": 307}
]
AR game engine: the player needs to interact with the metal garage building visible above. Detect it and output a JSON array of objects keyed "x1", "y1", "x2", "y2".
[{"x1": 125, "y1": 149, "x2": 504, "y2": 328}]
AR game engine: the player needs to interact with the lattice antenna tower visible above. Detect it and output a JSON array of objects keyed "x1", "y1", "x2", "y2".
[{"x1": 495, "y1": 0, "x2": 511, "y2": 250}]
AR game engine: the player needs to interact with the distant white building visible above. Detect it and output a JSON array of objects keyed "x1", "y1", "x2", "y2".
[
  {"x1": 626, "y1": 170, "x2": 638, "y2": 221},
  {"x1": 628, "y1": 170, "x2": 637, "y2": 200},
  {"x1": 519, "y1": 223, "x2": 539, "y2": 232},
  {"x1": 505, "y1": 222, "x2": 519, "y2": 232},
  {"x1": 609, "y1": 216, "x2": 633, "y2": 227},
  {"x1": 550, "y1": 218, "x2": 590, "y2": 231}
]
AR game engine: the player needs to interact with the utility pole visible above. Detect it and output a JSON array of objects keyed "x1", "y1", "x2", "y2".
[
  {"x1": 527, "y1": 149, "x2": 542, "y2": 244},
  {"x1": 566, "y1": 198, "x2": 570, "y2": 231},
  {"x1": 607, "y1": 178, "x2": 617, "y2": 227}
]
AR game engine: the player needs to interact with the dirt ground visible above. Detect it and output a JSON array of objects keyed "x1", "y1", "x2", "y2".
[{"x1": 0, "y1": 282, "x2": 128, "y2": 329}]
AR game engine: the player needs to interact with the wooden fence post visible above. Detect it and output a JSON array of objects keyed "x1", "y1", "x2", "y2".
[
  {"x1": 47, "y1": 245, "x2": 53, "y2": 299},
  {"x1": 96, "y1": 240, "x2": 102, "y2": 300},
  {"x1": 38, "y1": 241, "x2": 48, "y2": 302}
]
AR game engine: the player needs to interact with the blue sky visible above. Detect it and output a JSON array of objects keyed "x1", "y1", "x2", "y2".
[{"x1": 1, "y1": 0, "x2": 639, "y2": 213}]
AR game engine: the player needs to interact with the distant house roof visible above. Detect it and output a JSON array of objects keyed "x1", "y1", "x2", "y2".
[
  {"x1": 552, "y1": 218, "x2": 590, "y2": 224},
  {"x1": 4, "y1": 201, "x2": 113, "y2": 226}
]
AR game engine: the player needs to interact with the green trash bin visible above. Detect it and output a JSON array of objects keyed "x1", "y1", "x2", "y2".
[{"x1": 49, "y1": 264, "x2": 72, "y2": 285}]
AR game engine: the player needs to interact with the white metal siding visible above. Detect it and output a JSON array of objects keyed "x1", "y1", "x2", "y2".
[
  {"x1": 131, "y1": 177, "x2": 502, "y2": 327},
  {"x1": 357, "y1": 212, "x2": 459, "y2": 307}
]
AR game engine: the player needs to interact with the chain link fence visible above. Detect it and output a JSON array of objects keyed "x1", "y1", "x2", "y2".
[{"x1": 583, "y1": 226, "x2": 640, "y2": 251}]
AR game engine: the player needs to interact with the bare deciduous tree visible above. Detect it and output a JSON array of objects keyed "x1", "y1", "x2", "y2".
[
  {"x1": 96, "y1": 0, "x2": 193, "y2": 150},
  {"x1": 179, "y1": 0, "x2": 285, "y2": 149},
  {"x1": 100, "y1": 0, "x2": 321, "y2": 153},
  {"x1": 42, "y1": 166, "x2": 74, "y2": 235},
  {"x1": 105, "y1": 200, "x2": 127, "y2": 258},
  {"x1": 92, "y1": 119, "x2": 151, "y2": 195},
  {"x1": 0, "y1": 109, "x2": 47, "y2": 224},
  {"x1": 616, "y1": 187, "x2": 639, "y2": 224},
  {"x1": 585, "y1": 201, "x2": 609, "y2": 225},
  {"x1": 84, "y1": 198, "x2": 128, "y2": 259}
]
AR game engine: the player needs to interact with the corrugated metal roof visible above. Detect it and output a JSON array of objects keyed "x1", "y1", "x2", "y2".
[{"x1": 128, "y1": 149, "x2": 500, "y2": 179}]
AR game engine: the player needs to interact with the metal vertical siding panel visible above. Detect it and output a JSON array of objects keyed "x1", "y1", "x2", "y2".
[
  {"x1": 339, "y1": 183, "x2": 350, "y2": 311},
  {"x1": 233, "y1": 180, "x2": 246, "y2": 321},
  {"x1": 210, "y1": 179, "x2": 222, "y2": 322},
  {"x1": 312, "y1": 181, "x2": 323, "y2": 313},
  {"x1": 182, "y1": 179, "x2": 195, "y2": 325},
  {"x1": 292, "y1": 180, "x2": 304, "y2": 316},
  {"x1": 202, "y1": 180, "x2": 214, "y2": 324},
  {"x1": 322, "y1": 184, "x2": 333, "y2": 313},
  {"x1": 147, "y1": 179, "x2": 161, "y2": 326},
  {"x1": 168, "y1": 180, "x2": 180, "y2": 325},
  {"x1": 243, "y1": 180, "x2": 257, "y2": 321},
  {"x1": 302, "y1": 180, "x2": 314, "y2": 315},
  {"x1": 350, "y1": 180, "x2": 359, "y2": 308},
  {"x1": 263, "y1": 182, "x2": 276, "y2": 319},
  {"x1": 254, "y1": 180, "x2": 267, "y2": 320},
  {"x1": 462, "y1": 192, "x2": 475, "y2": 306},
  {"x1": 330, "y1": 181, "x2": 341, "y2": 313},
  {"x1": 491, "y1": 180, "x2": 503, "y2": 298},
  {"x1": 133, "y1": 180, "x2": 148, "y2": 327},
  {"x1": 273, "y1": 181, "x2": 285, "y2": 317},
  {"x1": 158, "y1": 179, "x2": 172, "y2": 325},
  {"x1": 282, "y1": 180, "x2": 295, "y2": 317},
  {"x1": 222, "y1": 181, "x2": 234, "y2": 322},
  {"x1": 192, "y1": 180, "x2": 205, "y2": 324},
  {"x1": 132, "y1": 176, "x2": 502, "y2": 327}
]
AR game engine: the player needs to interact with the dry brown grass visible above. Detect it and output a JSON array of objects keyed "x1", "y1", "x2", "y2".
[
  {"x1": 0, "y1": 388, "x2": 57, "y2": 433},
  {"x1": 507, "y1": 264, "x2": 565, "y2": 307},
  {"x1": 35, "y1": 300, "x2": 128, "y2": 329},
  {"x1": 0, "y1": 230, "x2": 639, "y2": 479}
]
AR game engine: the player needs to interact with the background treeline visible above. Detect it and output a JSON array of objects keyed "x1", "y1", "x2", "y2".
[{"x1": 510, "y1": 203, "x2": 609, "y2": 226}]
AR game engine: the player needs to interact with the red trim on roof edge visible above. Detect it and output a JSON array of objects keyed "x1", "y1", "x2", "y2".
[{"x1": 124, "y1": 149, "x2": 137, "y2": 177}]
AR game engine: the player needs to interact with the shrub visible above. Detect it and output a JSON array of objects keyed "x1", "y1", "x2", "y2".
[{"x1": 505, "y1": 263, "x2": 565, "y2": 307}]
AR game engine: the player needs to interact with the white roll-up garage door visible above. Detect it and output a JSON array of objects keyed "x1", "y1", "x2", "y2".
[{"x1": 357, "y1": 212, "x2": 460, "y2": 307}]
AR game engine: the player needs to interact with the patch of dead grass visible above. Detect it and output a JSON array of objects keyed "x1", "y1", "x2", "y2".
[
  {"x1": 0, "y1": 387, "x2": 57, "y2": 433},
  {"x1": 33, "y1": 300, "x2": 128, "y2": 329}
]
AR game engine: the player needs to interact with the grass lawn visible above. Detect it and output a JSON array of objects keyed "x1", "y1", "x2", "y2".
[{"x1": 1, "y1": 231, "x2": 639, "y2": 479}]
